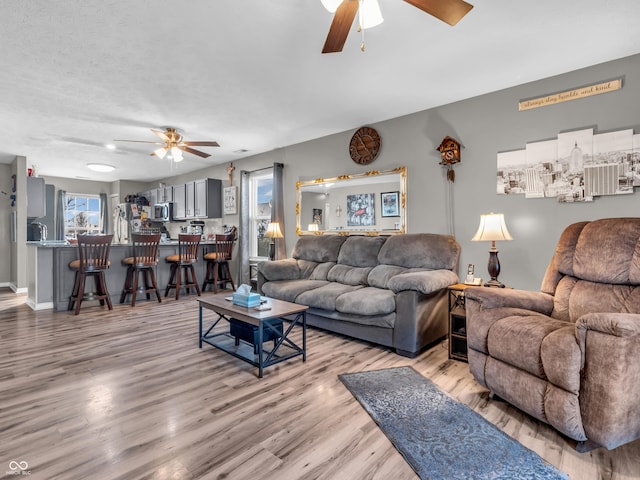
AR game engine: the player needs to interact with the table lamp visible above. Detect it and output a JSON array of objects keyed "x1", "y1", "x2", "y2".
[
  {"x1": 471, "y1": 213, "x2": 513, "y2": 288},
  {"x1": 308, "y1": 223, "x2": 319, "y2": 232},
  {"x1": 264, "y1": 222, "x2": 284, "y2": 261}
]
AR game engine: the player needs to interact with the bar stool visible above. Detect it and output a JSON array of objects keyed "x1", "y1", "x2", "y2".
[
  {"x1": 68, "y1": 234, "x2": 113, "y2": 315},
  {"x1": 120, "y1": 233, "x2": 161, "y2": 306},
  {"x1": 164, "y1": 234, "x2": 201, "y2": 300},
  {"x1": 202, "y1": 234, "x2": 236, "y2": 293}
]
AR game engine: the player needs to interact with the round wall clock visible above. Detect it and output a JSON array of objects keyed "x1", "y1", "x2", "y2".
[{"x1": 349, "y1": 127, "x2": 381, "y2": 165}]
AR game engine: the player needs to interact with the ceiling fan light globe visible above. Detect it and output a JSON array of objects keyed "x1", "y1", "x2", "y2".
[
  {"x1": 359, "y1": 0, "x2": 384, "y2": 29},
  {"x1": 171, "y1": 146, "x2": 184, "y2": 162},
  {"x1": 153, "y1": 147, "x2": 167, "y2": 159},
  {"x1": 321, "y1": 0, "x2": 342, "y2": 13}
]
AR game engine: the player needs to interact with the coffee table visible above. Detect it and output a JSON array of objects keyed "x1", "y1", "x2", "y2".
[{"x1": 198, "y1": 293, "x2": 308, "y2": 378}]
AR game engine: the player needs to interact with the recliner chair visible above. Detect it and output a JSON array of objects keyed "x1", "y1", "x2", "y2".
[{"x1": 465, "y1": 218, "x2": 640, "y2": 451}]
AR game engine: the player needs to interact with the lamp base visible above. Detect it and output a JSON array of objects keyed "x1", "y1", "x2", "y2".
[
  {"x1": 268, "y1": 242, "x2": 275, "y2": 261},
  {"x1": 485, "y1": 247, "x2": 505, "y2": 288}
]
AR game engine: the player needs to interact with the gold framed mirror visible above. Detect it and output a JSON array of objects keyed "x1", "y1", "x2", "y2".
[{"x1": 296, "y1": 166, "x2": 407, "y2": 235}]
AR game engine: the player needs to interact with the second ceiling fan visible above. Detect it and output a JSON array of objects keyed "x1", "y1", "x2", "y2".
[
  {"x1": 321, "y1": 0, "x2": 474, "y2": 53},
  {"x1": 116, "y1": 127, "x2": 220, "y2": 162}
]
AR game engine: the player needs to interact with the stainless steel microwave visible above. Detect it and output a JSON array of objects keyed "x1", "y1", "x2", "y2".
[{"x1": 152, "y1": 203, "x2": 172, "y2": 222}]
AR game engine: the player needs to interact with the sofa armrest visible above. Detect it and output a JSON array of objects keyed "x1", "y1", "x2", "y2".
[
  {"x1": 257, "y1": 258, "x2": 301, "y2": 282},
  {"x1": 464, "y1": 287, "x2": 554, "y2": 315},
  {"x1": 387, "y1": 270, "x2": 458, "y2": 295},
  {"x1": 575, "y1": 312, "x2": 640, "y2": 449}
]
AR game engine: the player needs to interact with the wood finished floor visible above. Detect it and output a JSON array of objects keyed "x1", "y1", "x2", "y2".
[{"x1": 1, "y1": 288, "x2": 639, "y2": 480}]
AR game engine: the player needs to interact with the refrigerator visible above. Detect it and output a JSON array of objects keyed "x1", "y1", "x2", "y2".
[{"x1": 113, "y1": 203, "x2": 152, "y2": 244}]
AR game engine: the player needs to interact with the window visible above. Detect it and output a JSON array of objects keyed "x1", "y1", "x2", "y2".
[
  {"x1": 250, "y1": 171, "x2": 273, "y2": 258},
  {"x1": 64, "y1": 193, "x2": 102, "y2": 239}
]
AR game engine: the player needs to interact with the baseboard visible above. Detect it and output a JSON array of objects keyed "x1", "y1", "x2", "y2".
[
  {"x1": 25, "y1": 298, "x2": 54, "y2": 311},
  {"x1": 9, "y1": 283, "x2": 28, "y2": 294}
]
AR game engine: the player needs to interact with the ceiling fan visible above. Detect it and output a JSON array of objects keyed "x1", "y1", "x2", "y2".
[
  {"x1": 321, "y1": 0, "x2": 473, "y2": 53},
  {"x1": 115, "y1": 127, "x2": 220, "y2": 162}
]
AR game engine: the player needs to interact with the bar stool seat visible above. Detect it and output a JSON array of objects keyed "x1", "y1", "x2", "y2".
[
  {"x1": 164, "y1": 234, "x2": 201, "y2": 300},
  {"x1": 202, "y1": 234, "x2": 236, "y2": 293},
  {"x1": 68, "y1": 234, "x2": 114, "y2": 315},
  {"x1": 120, "y1": 233, "x2": 162, "y2": 306}
]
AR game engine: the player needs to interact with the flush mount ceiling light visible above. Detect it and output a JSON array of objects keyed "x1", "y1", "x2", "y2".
[{"x1": 87, "y1": 163, "x2": 116, "y2": 172}]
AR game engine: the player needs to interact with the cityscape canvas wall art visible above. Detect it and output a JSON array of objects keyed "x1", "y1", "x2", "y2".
[{"x1": 497, "y1": 127, "x2": 639, "y2": 203}]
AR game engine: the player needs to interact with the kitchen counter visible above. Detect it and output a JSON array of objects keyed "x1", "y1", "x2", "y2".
[{"x1": 26, "y1": 241, "x2": 224, "y2": 311}]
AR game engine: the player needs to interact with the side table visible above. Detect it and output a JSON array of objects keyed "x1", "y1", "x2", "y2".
[{"x1": 447, "y1": 283, "x2": 471, "y2": 362}]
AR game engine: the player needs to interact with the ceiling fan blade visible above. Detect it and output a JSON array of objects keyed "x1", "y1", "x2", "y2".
[
  {"x1": 179, "y1": 146, "x2": 211, "y2": 158},
  {"x1": 151, "y1": 128, "x2": 171, "y2": 142},
  {"x1": 114, "y1": 139, "x2": 164, "y2": 145},
  {"x1": 182, "y1": 141, "x2": 220, "y2": 147},
  {"x1": 322, "y1": 0, "x2": 359, "y2": 54},
  {"x1": 403, "y1": 0, "x2": 473, "y2": 26}
]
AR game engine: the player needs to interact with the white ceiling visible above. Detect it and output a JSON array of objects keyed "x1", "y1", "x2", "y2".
[{"x1": 1, "y1": 0, "x2": 639, "y2": 183}]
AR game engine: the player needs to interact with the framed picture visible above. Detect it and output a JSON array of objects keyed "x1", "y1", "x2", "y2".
[
  {"x1": 223, "y1": 186, "x2": 237, "y2": 215},
  {"x1": 347, "y1": 193, "x2": 375, "y2": 227},
  {"x1": 381, "y1": 191, "x2": 400, "y2": 217}
]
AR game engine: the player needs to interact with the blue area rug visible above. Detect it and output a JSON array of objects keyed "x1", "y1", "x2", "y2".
[{"x1": 339, "y1": 366, "x2": 568, "y2": 480}]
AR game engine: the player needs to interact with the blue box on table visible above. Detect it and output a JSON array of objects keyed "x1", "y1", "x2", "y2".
[{"x1": 232, "y1": 292, "x2": 261, "y2": 307}]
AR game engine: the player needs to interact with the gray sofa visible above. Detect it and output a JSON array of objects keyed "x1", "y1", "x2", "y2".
[
  {"x1": 257, "y1": 234, "x2": 460, "y2": 357},
  {"x1": 465, "y1": 218, "x2": 640, "y2": 451}
]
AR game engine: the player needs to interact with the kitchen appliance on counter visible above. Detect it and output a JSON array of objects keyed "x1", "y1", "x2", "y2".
[
  {"x1": 113, "y1": 203, "x2": 153, "y2": 244},
  {"x1": 28, "y1": 222, "x2": 48, "y2": 242},
  {"x1": 188, "y1": 220, "x2": 205, "y2": 236}
]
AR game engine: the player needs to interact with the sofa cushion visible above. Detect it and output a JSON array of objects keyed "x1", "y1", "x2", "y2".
[
  {"x1": 292, "y1": 235, "x2": 347, "y2": 263},
  {"x1": 260, "y1": 279, "x2": 328, "y2": 303},
  {"x1": 378, "y1": 233, "x2": 460, "y2": 270},
  {"x1": 327, "y1": 264, "x2": 373, "y2": 286},
  {"x1": 335, "y1": 286, "x2": 396, "y2": 317},
  {"x1": 296, "y1": 282, "x2": 363, "y2": 311},
  {"x1": 387, "y1": 269, "x2": 458, "y2": 295},
  {"x1": 486, "y1": 314, "x2": 569, "y2": 379},
  {"x1": 308, "y1": 261, "x2": 335, "y2": 280},
  {"x1": 337, "y1": 235, "x2": 386, "y2": 267},
  {"x1": 368, "y1": 265, "x2": 408, "y2": 289},
  {"x1": 572, "y1": 218, "x2": 640, "y2": 284}
]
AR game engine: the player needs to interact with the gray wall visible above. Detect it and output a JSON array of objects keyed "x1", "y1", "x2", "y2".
[{"x1": 0, "y1": 164, "x2": 11, "y2": 286}]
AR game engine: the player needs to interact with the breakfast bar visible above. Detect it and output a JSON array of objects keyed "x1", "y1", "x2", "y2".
[{"x1": 26, "y1": 240, "x2": 222, "y2": 311}]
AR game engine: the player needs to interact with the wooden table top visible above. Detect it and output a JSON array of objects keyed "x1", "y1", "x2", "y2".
[{"x1": 198, "y1": 293, "x2": 308, "y2": 327}]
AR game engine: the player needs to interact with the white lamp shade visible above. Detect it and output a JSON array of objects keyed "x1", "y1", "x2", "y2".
[
  {"x1": 321, "y1": 0, "x2": 343, "y2": 13},
  {"x1": 308, "y1": 223, "x2": 319, "y2": 231},
  {"x1": 359, "y1": 0, "x2": 384, "y2": 29},
  {"x1": 471, "y1": 213, "x2": 513, "y2": 242},
  {"x1": 265, "y1": 222, "x2": 284, "y2": 239}
]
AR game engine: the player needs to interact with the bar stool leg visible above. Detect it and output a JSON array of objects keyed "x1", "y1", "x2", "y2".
[
  {"x1": 149, "y1": 268, "x2": 161, "y2": 303},
  {"x1": 131, "y1": 267, "x2": 140, "y2": 307},
  {"x1": 75, "y1": 272, "x2": 87, "y2": 315},
  {"x1": 174, "y1": 264, "x2": 182, "y2": 300},
  {"x1": 120, "y1": 266, "x2": 133, "y2": 304},
  {"x1": 165, "y1": 263, "x2": 176, "y2": 298}
]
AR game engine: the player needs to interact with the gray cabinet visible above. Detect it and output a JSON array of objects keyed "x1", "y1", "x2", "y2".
[
  {"x1": 157, "y1": 186, "x2": 173, "y2": 203},
  {"x1": 194, "y1": 178, "x2": 222, "y2": 218},
  {"x1": 170, "y1": 179, "x2": 221, "y2": 219},
  {"x1": 185, "y1": 181, "x2": 196, "y2": 217},
  {"x1": 27, "y1": 176, "x2": 46, "y2": 218},
  {"x1": 172, "y1": 184, "x2": 186, "y2": 219}
]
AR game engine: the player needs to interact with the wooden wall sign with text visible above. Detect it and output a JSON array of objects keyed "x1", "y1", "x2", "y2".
[{"x1": 519, "y1": 78, "x2": 622, "y2": 111}]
